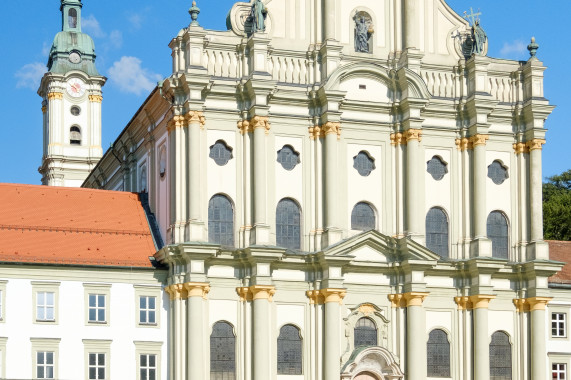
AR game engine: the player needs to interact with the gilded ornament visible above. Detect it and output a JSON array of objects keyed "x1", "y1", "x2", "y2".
[
  {"x1": 250, "y1": 116, "x2": 271, "y2": 135},
  {"x1": 237, "y1": 120, "x2": 252, "y2": 135},
  {"x1": 388, "y1": 294, "x2": 405, "y2": 308},
  {"x1": 404, "y1": 129, "x2": 422, "y2": 143},
  {"x1": 47, "y1": 92, "x2": 63, "y2": 100},
  {"x1": 403, "y1": 292, "x2": 429, "y2": 307},
  {"x1": 184, "y1": 282, "x2": 210, "y2": 299},
  {"x1": 358, "y1": 303, "x2": 375, "y2": 316},
  {"x1": 167, "y1": 115, "x2": 186, "y2": 133},
  {"x1": 185, "y1": 110, "x2": 206, "y2": 129},
  {"x1": 513, "y1": 298, "x2": 529, "y2": 313},
  {"x1": 526, "y1": 139, "x2": 546, "y2": 151},
  {"x1": 526, "y1": 297, "x2": 552, "y2": 311},
  {"x1": 455, "y1": 138, "x2": 472, "y2": 151},
  {"x1": 454, "y1": 296, "x2": 471, "y2": 310},
  {"x1": 88, "y1": 95, "x2": 103, "y2": 103},
  {"x1": 320, "y1": 288, "x2": 347, "y2": 305},
  {"x1": 468, "y1": 134, "x2": 489, "y2": 147},
  {"x1": 42, "y1": 106, "x2": 47, "y2": 113},
  {"x1": 513, "y1": 142, "x2": 529, "y2": 155},
  {"x1": 322, "y1": 122, "x2": 341, "y2": 140},
  {"x1": 468, "y1": 294, "x2": 495, "y2": 309},
  {"x1": 390, "y1": 133, "x2": 404, "y2": 146},
  {"x1": 308, "y1": 126, "x2": 324, "y2": 140}
]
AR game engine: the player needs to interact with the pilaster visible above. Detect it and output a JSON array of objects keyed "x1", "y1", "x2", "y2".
[
  {"x1": 403, "y1": 292, "x2": 429, "y2": 380},
  {"x1": 185, "y1": 110, "x2": 206, "y2": 241},
  {"x1": 322, "y1": 288, "x2": 346, "y2": 380},
  {"x1": 185, "y1": 282, "x2": 210, "y2": 380},
  {"x1": 469, "y1": 294, "x2": 495, "y2": 380}
]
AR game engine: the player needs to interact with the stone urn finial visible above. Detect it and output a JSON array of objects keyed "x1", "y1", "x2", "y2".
[
  {"x1": 528, "y1": 37, "x2": 539, "y2": 59},
  {"x1": 189, "y1": 1, "x2": 200, "y2": 26}
]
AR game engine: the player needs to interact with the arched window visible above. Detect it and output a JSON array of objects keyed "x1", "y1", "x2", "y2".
[
  {"x1": 68, "y1": 8, "x2": 78, "y2": 29},
  {"x1": 277, "y1": 324, "x2": 302, "y2": 375},
  {"x1": 351, "y1": 202, "x2": 375, "y2": 231},
  {"x1": 210, "y1": 322, "x2": 236, "y2": 380},
  {"x1": 490, "y1": 331, "x2": 512, "y2": 380},
  {"x1": 487, "y1": 211, "x2": 509, "y2": 259},
  {"x1": 208, "y1": 195, "x2": 234, "y2": 247},
  {"x1": 70, "y1": 126, "x2": 81, "y2": 145},
  {"x1": 425, "y1": 208, "x2": 449, "y2": 258},
  {"x1": 427, "y1": 329, "x2": 450, "y2": 377},
  {"x1": 276, "y1": 198, "x2": 301, "y2": 250},
  {"x1": 354, "y1": 317, "x2": 377, "y2": 347}
]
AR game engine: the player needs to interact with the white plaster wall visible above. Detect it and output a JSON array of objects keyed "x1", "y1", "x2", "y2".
[
  {"x1": 209, "y1": 300, "x2": 238, "y2": 330},
  {"x1": 346, "y1": 143, "x2": 383, "y2": 233},
  {"x1": 274, "y1": 136, "x2": 304, "y2": 210},
  {"x1": 488, "y1": 310, "x2": 515, "y2": 338},
  {"x1": 424, "y1": 148, "x2": 452, "y2": 218},
  {"x1": 425, "y1": 276, "x2": 454, "y2": 288},
  {"x1": 276, "y1": 304, "x2": 305, "y2": 333},
  {"x1": 486, "y1": 151, "x2": 512, "y2": 219},
  {"x1": 206, "y1": 130, "x2": 238, "y2": 206},
  {"x1": 340, "y1": 78, "x2": 390, "y2": 103},
  {"x1": 425, "y1": 310, "x2": 452, "y2": 335}
]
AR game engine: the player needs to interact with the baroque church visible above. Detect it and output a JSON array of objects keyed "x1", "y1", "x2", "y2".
[{"x1": 0, "y1": 0, "x2": 570, "y2": 379}]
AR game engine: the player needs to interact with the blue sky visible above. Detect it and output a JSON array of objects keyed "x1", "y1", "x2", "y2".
[{"x1": 1, "y1": 0, "x2": 569, "y2": 185}]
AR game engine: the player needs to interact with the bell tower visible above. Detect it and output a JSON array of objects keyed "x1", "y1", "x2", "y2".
[{"x1": 38, "y1": 0, "x2": 106, "y2": 187}]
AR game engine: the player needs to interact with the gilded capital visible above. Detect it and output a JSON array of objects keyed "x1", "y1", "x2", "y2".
[
  {"x1": 468, "y1": 294, "x2": 496, "y2": 309},
  {"x1": 42, "y1": 106, "x2": 47, "y2": 113},
  {"x1": 165, "y1": 283, "x2": 188, "y2": 300},
  {"x1": 526, "y1": 139, "x2": 546, "y2": 151},
  {"x1": 390, "y1": 133, "x2": 404, "y2": 146},
  {"x1": 183, "y1": 282, "x2": 210, "y2": 299},
  {"x1": 308, "y1": 126, "x2": 324, "y2": 140},
  {"x1": 236, "y1": 287, "x2": 252, "y2": 302},
  {"x1": 513, "y1": 298, "x2": 529, "y2": 313},
  {"x1": 306, "y1": 290, "x2": 325, "y2": 305},
  {"x1": 388, "y1": 294, "x2": 406, "y2": 308},
  {"x1": 250, "y1": 285, "x2": 276, "y2": 302},
  {"x1": 404, "y1": 129, "x2": 422, "y2": 143},
  {"x1": 320, "y1": 288, "x2": 347, "y2": 304},
  {"x1": 250, "y1": 116, "x2": 271, "y2": 135},
  {"x1": 468, "y1": 134, "x2": 489, "y2": 147},
  {"x1": 167, "y1": 115, "x2": 186, "y2": 133},
  {"x1": 47, "y1": 92, "x2": 63, "y2": 101},
  {"x1": 237, "y1": 120, "x2": 252, "y2": 135},
  {"x1": 403, "y1": 292, "x2": 429, "y2": 307},
  {"x1": 527, "y1": 296, "x2": 552, "y2": 311},
  {"x1": 455, "y1": 138, "x2": 472, "y2": 151},
  {"x1": 322, "y1": 122, "x2": 341, "y2": 140},
  {"x1": 513, "y1": 142, "x2": 530, "y2": 155},
  {"x1": 454, "y1": 296, "x2": 472, "y2": 310},
  {"x1": 88, "y1": 95, "x2": 103, "y2": 103},
  {"x1": 185, "y1": 111, "x2": 206, "y2": 129}
]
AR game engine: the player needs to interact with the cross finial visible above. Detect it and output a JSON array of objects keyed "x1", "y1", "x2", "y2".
[{"x1": 463, "y1": 7, "x2": 481, "y2": 26}]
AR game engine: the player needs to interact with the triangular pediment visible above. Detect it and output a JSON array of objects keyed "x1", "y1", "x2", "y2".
[{"x1": 322, "y1": 230, "x2": 441, "y2": 264}]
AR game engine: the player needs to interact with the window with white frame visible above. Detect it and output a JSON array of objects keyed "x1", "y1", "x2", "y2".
[
  {"x1": 88, "y1": 353, "x2": 106, "y2": 380},
  {"x1": 139, "y1": 296, "x2": 156, "y2": 325},
  {"x1": 36, "y1": 351, "x2": 55, "y2": 379},
  {"x1": 88, "y1": 294, "x2": 106, "y2": 323},
  {"x1": 552, "y1": 313, "x2": 567, "y2": 338},
  {"x1": 140, "y1": 354, "x2": 157, "y2": 380},
  {"x1": 552, "y1": 363, "x2": 567, "y2": 380},
  {"x1": 37, "y1": 292, "x2": 55, "y2": 321}
]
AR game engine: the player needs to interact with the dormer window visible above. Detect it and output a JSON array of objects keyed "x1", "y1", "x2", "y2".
[
  {"x1": 69, "y1": 9, "x2": 78, "y2": 29},
  {"x1": 70, "y1": 126, "x2": 81, "y2": 145}
]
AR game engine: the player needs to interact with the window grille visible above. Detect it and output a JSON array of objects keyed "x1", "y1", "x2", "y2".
[
  {"x1": 208, "y1": 195, "x2": 234, "y2": 247},
  {"x1": 277, "y1": 145, "x2": 300, "y2": 171},
  {"x1": 37, "y1": 352, "x2": 54, "y2": 379},
  {"x1": 209, "y1": 140, "x2": 233, "y2": 166},
  {"x1": 140, "y1": 354, "x2": 157, "y2": 380},
  {"x1": 354, "y1": 317, "x2": 377, "y2": 347},
  {"x1": 427, "y1": 329, "x2": 451, "y2": 377},
  {"x1": 88, "y1": 353, "x2": 105, "y2": 380},
  {"x1": 277, "y1": 325, "x2": 302, "y2": 375},
  {"x1": 88, "y1": 294, "x2": 105, "y2": 322},
  {"x1": 488, "y1": 160, "x2": 508, "y2": 185},
  {"x1": 552, "y1": 313, "x2": 567, "y2": 338},
  {"x1": 276, "y1": 199, "x2": 301, "y2": 250},
  {"x1": 489, "y1": 331, "x2": 512, "y2": 380},
  {"x1": 70, "y1": 126, "x2": 81, "y2": 145},
  {"x1": 351, "y1": 202, "x2": 375, "y2": 231},
  {"x1": 353, "y1": 151, "x2": 376, "y2": 177},
  {"x1": 553, "y1": 363, "x2": 567, "y2": 380},
  {"x1": 487, "y1": 211, "x2": 509, "y2": 259},
  {"x1": 70, "y1": 106, "x2": 81, "y2": 116},
  {"x1": 139, "y1": 296, "x2": 156, "y2": 324},
  {"x1": 37, "y1": 292, "x2": 55, "y2": 321},
  {"x1": 425, "y1": 208, "x2": 449, "y2": 258},
  {"x1": 210, "y1": 322, "x2": 236, "y2": 380},
  {"x1": 427, "y1": 156, "x2": 448, "y2": 181}
]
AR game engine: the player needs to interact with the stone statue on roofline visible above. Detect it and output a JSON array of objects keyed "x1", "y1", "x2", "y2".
[
  {"x1": 250, "y1": 0, "x2": 267, "y2": 34},
  {"x1": 463, "y1": 7, "x2": 487, "y2": 56},
  {"x1": 354, "y1": 12, "x2": 374, "y2": 53}
]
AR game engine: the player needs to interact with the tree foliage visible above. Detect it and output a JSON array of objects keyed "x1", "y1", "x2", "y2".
[{"x1": 543, "y1": 169, "x2": 571, "y2": 241}]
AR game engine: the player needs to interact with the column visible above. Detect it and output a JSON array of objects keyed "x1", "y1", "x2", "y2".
[
  {"x1": 165, "y1": 284, "x2": 187, "y2": 380},
  {"x1": 403, "y1": 0, "x2": 420, "y2": 49},
  {"x1": 470, "y1": 135, "x2": 489, "y2": 240},
  {"x1": 88, "y1": 94, "x2": 103, "y2": 157},
  {"x1": 251, "y1": 116, "x2": 270, "y2": 244},
  {"x1": 186, "y1": 111, "x2": 206, "y2": 240},
  {"x1": 168, "y1": 115, "x2": 186, "y2": 243},
  {"x1": 528, "y1": 297, "x2": 552, "y2": 380},
  {"x1": 321, "y1": 288, "x2": 346, "y2": 380},
  {"x1": 250, "y1": 285, "x2": 275, "y2": 380},
  {"x1": 527, "y1": 140, "x2": 546, "y2": 242},
  {"x1": 322, "y1": 0, "x2": 335, "y2": 41},
  {"x1": 404, "y1": 292, "x2": 429, "y2": 380},
  {"x1": 323, "y1": 123, "x2": 342, "y2": 245},
  {"x1": 405, "y1": 130, "x2": 422, "y2": 240},
  {"x1": 185, "y1": 282, "x2": 210, "y2": 379},
  {"x1": 470, "y1": 295, "x2": 495, "y2": 380}
]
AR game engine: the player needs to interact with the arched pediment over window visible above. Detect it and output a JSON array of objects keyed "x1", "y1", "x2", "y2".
[
  {"x1": 342, "y1": 303, "x2": 390, "y2": 365},
  {"x1": 340, "y1": 346, "x2": 404, "y2": 380}
]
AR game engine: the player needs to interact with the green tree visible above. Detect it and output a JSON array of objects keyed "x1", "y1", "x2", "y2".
[{"x1": 543, "y1": 169, "x2": 571, "y2": 241}]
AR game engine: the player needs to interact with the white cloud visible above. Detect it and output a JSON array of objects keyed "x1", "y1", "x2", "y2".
[
  {"x1": 107, "y1": 56, "x2": 162, "y2": 96},
  {"x1": 15, "y1": 62, "x2": 46, "y2": 90},
  {"x1": 82, "y1": 14, "x2": 105, "y2": 38},
  {"x1": 500, "y1": 40, "x2": 527, "y2": 59},
  {"x1": 128, "y1": 13, "x2": 143, "y2": 30},
  {"x1": 42, "y1": 41, "x2": 51, "y2": 57},
  {"x1": 109, "y1": 30, "x2": 123, "y2": 49}
]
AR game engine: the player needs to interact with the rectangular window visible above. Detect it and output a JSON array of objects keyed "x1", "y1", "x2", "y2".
[
  {"x1": 552, "y1": 313, "x2": 567, "y2": 338},
  {"x1": 88, "y1": 294, "x2": 106, "y2": 323},
  {"x1": 140, "y1": 354, "x2": 157, "y2": 380},
  {"x1": 37, "y1": 292, "x2": 55, "y2": 321},
  {"x1": 88, "y1": 353, "x2": 106, "y2": 380},
  {"x1": 139, "y1": 296, "x2": 156, "y2": 325},
  {"x1": 36, "y1": 351, "x2": 54, "y2": 379},
  {"x1": 553, "y1": 363, "x2": 567, "y2": 380}
]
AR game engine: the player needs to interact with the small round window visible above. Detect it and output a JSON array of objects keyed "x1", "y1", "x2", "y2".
[{"x1": 70, "y1": 106, "x2": 81, "y2": 116}]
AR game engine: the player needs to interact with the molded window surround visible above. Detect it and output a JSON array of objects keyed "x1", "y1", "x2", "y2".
[
  {"x1": 549, "y1": 353, "x2": 570, "y2": 380},
  {"x1": 134, "y1": 341, "x2": 163, "y2": 380},
  {"x1": 31, "y1": 338, "x2": 60, "y2": 380},
  {"x1": 83, "y1": 339, "x2": 111, "y2": 380},
  {"x1": 83, "y1": 284, "x2": 111, "y2": 326},
  {"x1": 32, "y1": 282, "x2": 60, "y2": 325},
  {"x1": 550, "y1": 309, "x2": 569, "y2": 340},
  {"x1": 134, "y1": 285, "x2": 161, "y2": 329}
]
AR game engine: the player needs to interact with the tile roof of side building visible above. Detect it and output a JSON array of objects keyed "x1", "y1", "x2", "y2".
[
  {"x1": 549, "y1": 240, "x2": 571, "y2": 285},
  {"x1": 0, "y1": 183, "x2": 158, "y2": 268}
]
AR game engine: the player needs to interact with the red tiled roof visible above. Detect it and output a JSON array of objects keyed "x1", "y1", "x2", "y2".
[
  {"x1": 549, "y1": 240, "x2": 571, "y2": 284},
  {"x1": 0, "y1": 183, "x2": 156, "y2": 267}
]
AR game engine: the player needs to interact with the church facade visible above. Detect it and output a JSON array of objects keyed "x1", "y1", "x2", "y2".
[{"x1": 27, "y1": 0, "x2": 570, "y2": 379}]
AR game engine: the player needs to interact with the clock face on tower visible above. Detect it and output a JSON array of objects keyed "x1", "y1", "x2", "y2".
[{"x1": 66, "y1": 78, "x2": 86, "y2": 98}]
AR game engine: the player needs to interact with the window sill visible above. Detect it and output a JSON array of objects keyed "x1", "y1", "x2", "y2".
[
  {"x1": 139, "y1": 323, "x2": 158, "y2": 326},
  {"x1": 36, "y1": 319, "x2": 56, "y2": 323},
  {"x1": 88, "y1": 321, "x2": 108, "y2": 325}
]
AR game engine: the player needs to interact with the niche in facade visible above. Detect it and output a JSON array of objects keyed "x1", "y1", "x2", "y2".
[{"x1": 354, "y1": 11, "x2": 374, "y2": 53}]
